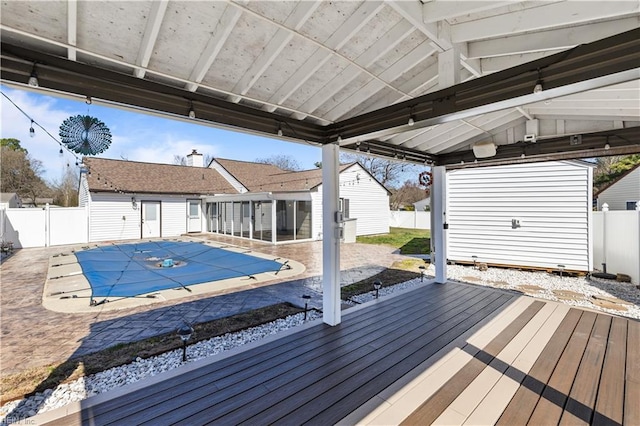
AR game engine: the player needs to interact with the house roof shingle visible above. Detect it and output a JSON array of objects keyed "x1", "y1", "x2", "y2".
[
  {"x1": 83, "y1": 157, "x2": 238, "y2": 195},
  {"x1": 0, "y1": 193, "x2": 18, "y2": 203},
  {"x1": 215, "y1": 158, "x2": 352, "y2": 192}
]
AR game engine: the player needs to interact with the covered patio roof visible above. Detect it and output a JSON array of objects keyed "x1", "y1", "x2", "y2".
[{"x1": 1, "y1": 1, "x2": 639, "y2": 165}]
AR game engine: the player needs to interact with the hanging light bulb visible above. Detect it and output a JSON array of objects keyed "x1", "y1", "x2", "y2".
[
  {"x1": 356, "y1": 141, "x2": 360, "y2": 152},
  {"x1": 277, "y1": 123, "x2": 283, "y2": 137},
  {"x1": 533, "y1": 82, "x2": 543, "y2": 94},
  {"x1": 188, "y1": 100, "x2": 196, "y2": 119},
  {"x1": 29, "y1": 120, "x2": 35, "y2": 137},
  {"x1": 604, "y1": 143, "x2": 611, "y2": 150},
  {"x1": 408, "y1": 116, "x2": 415, "y2": 126},
  {"x1": 28, "y1": 65, "x2": 39, "y2": 87}
]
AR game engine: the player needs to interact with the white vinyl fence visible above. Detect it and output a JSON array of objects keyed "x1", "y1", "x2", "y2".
[
  {"x1": 389, "y1": 211, "x2": 431, "y2": 230},
  {"x1": 0, "y1": 205, "x2": 88, "y2": 248},
  {"x1": 592, "y1": 209, "x2": 640, "y2": 284}
]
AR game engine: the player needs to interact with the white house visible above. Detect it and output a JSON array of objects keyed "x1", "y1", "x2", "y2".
[
  {"x1": 596, "y1": 164, "x2": 640, "y2": 211},
  {"x1": 413, "y1": 197, "x2": 430, "y2": 212},
  {"x1": 0, "y1": 193, "x2": 21, "y2": 209},
  {"x1": 79, "y1": 151, "x2": 389, "y2": 244},
  {"x1": 446, "y1": 161, "x2": 594, "y2": 272}
]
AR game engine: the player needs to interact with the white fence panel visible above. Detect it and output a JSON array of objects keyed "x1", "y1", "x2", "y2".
[
  {"x1": 3, "y1": 208, "x2": 46, "y2": 248},
  {"x1": 593, "y1": 210, "x2": 640, "y2": 284},
  {"x1": 389, "y1": 211, "x2": 431, "y2": 230},
  {"x1": 1, "y1": 206, "x2": 89, "y2": 248},
  {"x1": 50, "y1": 207, "x2": 88, "y2": 246}
]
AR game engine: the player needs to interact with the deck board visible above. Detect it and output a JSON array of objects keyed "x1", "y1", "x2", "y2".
[
  {"x1": 527, "y1": 311, "x2": 597, "y2": 425},
  {"x1": 496, "y1": 309, "x2": 582, "y2": 425},
  {"x1": 593, "y1": 316, "x2": 627, "y2": 425},
  {"x1": 559, "y1": 314, "x2": 611, "y2": 425},
  {"x1": 36, "y1": 282, "x2": 637, "y2": 426},
  {"x1": 398, "y1": 301, "x2": 545, "y2": 425},
  {"x1": 624, "y1": 320, "x2": 640, "y2": 425}
]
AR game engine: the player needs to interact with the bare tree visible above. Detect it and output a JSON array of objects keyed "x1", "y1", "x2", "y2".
[
  {"x1": 51, "y1": 167, "x2": 80, "y2": 207},
  {"x1": 254, "y1": 154, "x2": 301, "y2": 171},
  {"x1": 340, "y1": 152, "x2": 419, "y2": 189},
  {"x1": 390, "y1": 180, "x2": 427, "y2": 210}
]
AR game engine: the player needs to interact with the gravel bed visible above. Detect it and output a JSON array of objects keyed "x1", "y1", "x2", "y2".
[
  {"x1": 1, "y1": 311, "x2": 321, "y2": 424},
  {"x1": 444, "y1": 264, "x2": 640, "y2": 320}
]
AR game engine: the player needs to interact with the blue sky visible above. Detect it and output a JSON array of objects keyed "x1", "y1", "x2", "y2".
[{"x1": 1, "y1": 84, "x2": 323, "y2": 183}]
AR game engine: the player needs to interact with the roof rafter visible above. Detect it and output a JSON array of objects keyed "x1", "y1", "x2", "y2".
[
  {"x1": 228, "y1": 0, "x2": 321, "y2": 103},
  {"x1": 468, "y1": 17, "x2": 640, "y2": 58},
  {"x1": 452, "y1": 2, "x2": 640, "y2": 42},
  {"x1": 134, "y1": 0, "x2": 168, "y2": 79},
  {"x1": 66, "y1": 0, "x2": 77, "y2": 61},
  {"x1": 421, "y1": 1, "x2": 516, "y2": 23},
  {"x1": 324, "y1": 41, "x2": 437, "y2": 121},
  {"x1": 185, "y1": 2, "x2": 243, "y2": 92},
  {"x1": 261, "y1": 1, "x2": 386, "y2": 112},
  {"x1": 296, "y1": 19, "x2": 416, "y2": 119}
]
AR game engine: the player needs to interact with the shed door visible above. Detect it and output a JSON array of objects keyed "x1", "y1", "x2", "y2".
[
  {"x1": 187, "y1": 200, "x2": 202, "y2": 233},
  {"x1": 141, "y1": 201, "x2": 161, "y2": 238}
]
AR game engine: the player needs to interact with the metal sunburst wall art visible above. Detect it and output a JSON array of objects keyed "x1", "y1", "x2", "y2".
[{"x1": 59, "y1": 115, "x2": 112, "y2": 155}]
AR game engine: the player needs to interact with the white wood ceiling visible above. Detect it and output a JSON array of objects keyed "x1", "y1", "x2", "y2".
[{"x1": 1, "y1": 0, "x2": 639, "y2": 158}]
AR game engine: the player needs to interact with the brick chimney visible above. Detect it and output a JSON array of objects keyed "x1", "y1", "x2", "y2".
[{"x1": 186, "y1": 149, "x2": 203, "y2": 167}]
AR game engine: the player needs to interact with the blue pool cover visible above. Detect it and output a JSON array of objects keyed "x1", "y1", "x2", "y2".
[{"x1": 75, "y1": 241, "x2": 284, "y2": 298}]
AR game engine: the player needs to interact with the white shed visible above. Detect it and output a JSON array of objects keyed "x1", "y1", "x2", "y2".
[
  {"x1": 446, "y1": 161, "x2": 593, "y2": 272},
  {"x1": 596, "y1": 164, "x2": 640, "y2": 211}
]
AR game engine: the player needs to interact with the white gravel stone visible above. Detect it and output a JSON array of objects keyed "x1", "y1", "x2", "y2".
[{"x1": 442, "y1": 263, "x2": 640, "y2": 320}]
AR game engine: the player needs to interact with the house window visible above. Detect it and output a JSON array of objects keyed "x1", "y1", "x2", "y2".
[
  {"x1": 339, "y1": 198, "x2": 350, "y2": 218},
  {"x1": 627, "y1": 201, "x2": 639, "y2": 210},
  {"x1": 189, "y1": 201, "x2": 199, "y2": 217}
]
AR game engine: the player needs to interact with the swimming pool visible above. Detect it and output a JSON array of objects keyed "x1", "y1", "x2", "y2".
[{"x1": 75, "y1": 241, "x2": 286, "y2": 301}]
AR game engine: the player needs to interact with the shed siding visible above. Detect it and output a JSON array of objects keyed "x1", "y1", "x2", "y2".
[
  {"x1": 597, "y1": 166, "x2": 640, "y2": 210},
  {"x1": 313, "y1": 164, "x2": 390, "y2": 239},
  {"x1": 447, "y1": 161, "x2": 592, "y2": 271}
]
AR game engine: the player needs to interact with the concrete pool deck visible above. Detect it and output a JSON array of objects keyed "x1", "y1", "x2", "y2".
[{"x1": 0, "y1": 235, "x2": 408, "y2": 376}]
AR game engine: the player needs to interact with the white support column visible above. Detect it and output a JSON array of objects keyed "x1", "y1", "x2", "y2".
[
  {"x1": 322, "y1": 143, "x2": 341, "y2": 326},
  {"x1": 431, "y1": 166, "x2": 448, "y2": 283}
]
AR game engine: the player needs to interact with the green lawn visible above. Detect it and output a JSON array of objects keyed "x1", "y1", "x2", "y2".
[{"x1": 356, "y1": 227, "x2": 431, "y2": 254}]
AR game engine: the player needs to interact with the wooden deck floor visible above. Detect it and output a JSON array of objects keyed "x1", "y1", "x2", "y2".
[{"x1": 35, "y1": 282, "x2": 638, "y2": 425}]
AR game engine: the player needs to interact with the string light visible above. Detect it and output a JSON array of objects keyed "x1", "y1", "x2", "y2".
[
  {"x1": 2, "y1": 90, "x2": 83, "y2": 166},
  {"x1": 28, "y1": 64, "x2": 39, "y2": 87}
]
